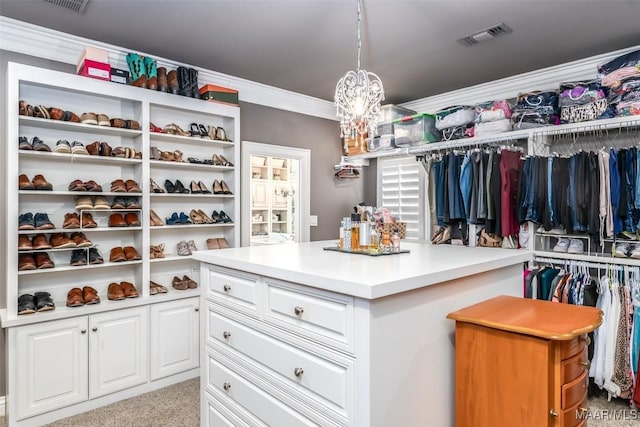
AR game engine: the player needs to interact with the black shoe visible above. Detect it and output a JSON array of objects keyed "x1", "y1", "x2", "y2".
[
  {"x1": 89, "y1": 247, "x2": 104, "y2": 264},
  {"x1": 126, "y1": 197, "x2": 142, "y2": 209},
  {"x1": 219, "y1": 210, "x2": 233, "y2": 223},
  {"x1": 34, "y1": 213, "x2": 55, "y2": 230},
  {"x1": 34, "y1": 291, "x2": 55, "y2": 312},
  {"x1": 18, "y1": 294, "x2": 36, "y2": 315},
  {"x1": 70, "y1": 249, "x2": 88, "y2": 266},
  {"x1": 189, "y1": 68, "x2": 199, "y2": 98},
  {"x1": 164, "y1": 179, "x2": 176, "y2": 193},
  {"x1": 19, "y1": 212, "x2": 36, "y2": 230},
  {"x1": 177, "y1": 66, "x2": 190, "y2": 97},
  {"x1": 19, "y1": 136, "x2": 33, "y2": 150},
  {"x1": 111, "y1": 197, "x2": 127, "y2": 209},
  {"x1": 211, "y1": 210, "x2": 222, "y2": 223},
  {"x1": 174, "y1": 180, "x2": 190, "y2": 194}
]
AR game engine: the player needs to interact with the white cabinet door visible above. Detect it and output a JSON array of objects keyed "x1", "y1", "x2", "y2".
[
  {"x1": 150, "y1": 297, "x2": 200, "y2": 380},
  {"x1": 16, "y1": 317, "x2": 89, "y2": 420},
  {"x1": 89, "y1": 307, "x2": 149, "y2": 398},
  {"x1": 252, "y1": 181, "x2": 269, "y2": 207}
]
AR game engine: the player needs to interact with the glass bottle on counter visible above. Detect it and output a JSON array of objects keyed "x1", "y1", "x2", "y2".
[
  {"x1": 350, "y1": 214, "x2": 360, "y2": 250},
  {"x1": 380, "y1": 229, "x2": 392, "y2": 254},
  {"x1": 339, "y1": 226, "x2": 345, "y2": 249},
  {"x1": 369, "y1": 226, "x2": 380, "y2": 252}
]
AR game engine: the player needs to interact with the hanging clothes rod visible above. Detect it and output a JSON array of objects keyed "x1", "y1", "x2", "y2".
[{"x1": 533, "y1": 256, "x2": 640, "y2": 271}]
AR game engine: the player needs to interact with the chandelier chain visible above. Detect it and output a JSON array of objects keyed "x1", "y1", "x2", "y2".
[{"x1": 356, "y1": 0, "x2": 361, "y2": 72}]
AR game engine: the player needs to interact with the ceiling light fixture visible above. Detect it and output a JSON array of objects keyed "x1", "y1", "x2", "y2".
[{"x1": 334, "y1": 0, "x2": 385, "y2": 139}]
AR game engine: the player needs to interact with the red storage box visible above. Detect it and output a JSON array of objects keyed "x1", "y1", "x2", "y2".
[{"x1": 77, "y1": 59, "x2": 111, "y2": 81}]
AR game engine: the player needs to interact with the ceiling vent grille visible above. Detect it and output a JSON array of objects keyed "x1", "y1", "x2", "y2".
[
  {"x1": 457, "y1": 23, "x2": 512, "y2": 47},
  {"x1": 43, "y1": 0, "x2": 89, "y2": 14}
]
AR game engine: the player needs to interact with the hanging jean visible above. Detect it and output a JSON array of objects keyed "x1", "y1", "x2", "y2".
[
  {"x1": 434, "y1": 160, "x2": 445, "y2": 226},
  {"x1": 460, "y1": 153, "x2": 472, "y2": 221},
  {"x1": 548, "y1": 157, "x2": 555, "y2": 226},
  {"x1": 624, "y1": 148, "x2": 636, "y2": 232},
  {"x1": 447, "y1": 152, "x2": 466, "y2": 220},
  {"x1": 522, "y1": 157, "x2": 536, "y2": 222},
  {"x1": 610, "y1": 149, "x2": 623, "y2": 234}
]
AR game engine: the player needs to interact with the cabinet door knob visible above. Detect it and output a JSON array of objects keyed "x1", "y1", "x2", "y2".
[
  {"x1": 92, "y1": 327, "x2": 98, "y2": 332},
  {"x1": 549, "y1": 409, "x2": 558, "y2": 417},
  {"x1": 223, "y1": 331, "x2": 231, "y2": 339},
  {"x1": 294, "y1": 306, "x2": 304, "y2": 316},
  {"x1": 223, "y1": 285, "x2": 231, "y2": 293},
  {"x1": 81, "y1": 329, "x2": 87, "y2": 334},
  {"x1": 194, "y1": 307, "x2": 199, "y2": 312},
  {"x1": 578, "y1": 407, "x2": 588, "y2": 415},
  {"x1": 294, "y1": 367, "x2": 304, "y2": 377},
  {"x1": 223, "y1": 382, "x2": 231, "y2": 391},
  {"x1": 580, "y1": 360, "x2": 590, "y2": 369}
]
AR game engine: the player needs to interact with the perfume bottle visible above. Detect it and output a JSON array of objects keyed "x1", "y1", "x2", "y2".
[
  {"x1": 380, "y1": 230, "x2": 392, "y2": 254},
  {"x1": 350, "y1": 214, "x2": 360, "y2": 250},
  {"x1": 339, "y1": 226, "x2": 345, "y2": 249},
  {"x1": 391, "y1": 229, "x2": 401, "y2": 253},
  {"x1": 369, "y1": 226, "x2": 380, "y2": 251}
]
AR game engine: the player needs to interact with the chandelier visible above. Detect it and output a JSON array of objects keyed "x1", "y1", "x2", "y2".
[{"x1": 334, "y1": 0, "x2": 385, "y2": 139}]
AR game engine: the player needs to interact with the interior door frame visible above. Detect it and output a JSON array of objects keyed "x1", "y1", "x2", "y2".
[{"x1": 241, "y1": 141, "x2": 311, "y2": 247}]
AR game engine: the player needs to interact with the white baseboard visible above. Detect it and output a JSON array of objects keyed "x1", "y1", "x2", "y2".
[{"x1": 0, "y1": 395, "x2": 6, "y2": 416}]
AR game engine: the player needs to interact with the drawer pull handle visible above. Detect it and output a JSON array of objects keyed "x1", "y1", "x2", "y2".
[
  {"x1": 223, "y1": 331, "x2": 232, "y2": 339},
  {"x1": 583, "y1": 335, "x2": 591, "y2": 346},
  {"x1": 549, "y1": 409, "x2": 558, "y2": 417},
  {"x1": 294, "y1": 306, "x2": 304, "y2": 316},
  {"x1": 223, "y1": 382, "x2": 231, "y2": 391},
  {"x1": 81, "y1": 329, "x2": 87, "y2": 334},
  {"x1": 294, "y1": 367, "x2": 304, "y2": 377},
  {"x1": 223, "y1": 285, "x2": 231, "y2": 293},
  {"x1": 580, "y1": 361, "x2": 590, "y2": 369},
  {"x1": 194, "y1": 307, "x2": 199, "y2": 312},
  {"x1": 578, "y1": 407, "x2": 588, "y2": 414},
  {"x1": 92, "y1": 327, "x2": 98, "y2": 332}
]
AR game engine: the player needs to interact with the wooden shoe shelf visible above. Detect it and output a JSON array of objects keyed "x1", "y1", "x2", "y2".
[{"x1": 3, "y1": 62, "x2": 239, "y2": 426}]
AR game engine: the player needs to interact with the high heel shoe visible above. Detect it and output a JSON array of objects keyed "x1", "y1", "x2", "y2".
[
  {"x1": 219, "y1": 210, "x2": 233, "y2": 223},
  {"x1": 212, "y1": 154, "x2": 223, "y2": 166},
  {"x1": 174, "y1": 179, "x2": 190, "y2": 194},
  {"x1": 190, "y1": 180, "x2": 202, "y2": 194},
  {"x1": 197, "y1": 209, "x2": 214, "y2": 224},
  {"x1": 213, "y1": 179, "x2": 223, "y2": 194},
  {"x1": 164, "y1": 180, "x2": 176, "y2": 193},
  {"x1": 211, "y1": 210, "x2": 222, "y2": 223},
  {"x1": 188, "y1": 123, "x2": 200, "y2": 137},
  {"x1": 198, "y1": 181, "x2": 211, "y2": 194},
  {"x1": 150, "y1": 178, "x2": 165, "y2": 193},
  {"x1": 150, "y1": 209, "x2": 164, "y2": 226},
  {"x1": 207, "y1": 125, "x2": 217, "y2": 141},
  {"x1": 173, "y1": 150, "x2": 184, "y2": 162},
  {"x1": 150, "y1": 146, "x2": 161, "y2": 160},
  {"x1": 215, "y1": 127, "x2": 230, "y2": 141},
  {"x1": 220, "y1": 180, "x2": 232, "y2": 194},
  {"x1": 218, "y1": 155, "x2": 233, "y2": 167},
  {"x1": 189, "y1": 209, "x2": 205, "y2": 224}
]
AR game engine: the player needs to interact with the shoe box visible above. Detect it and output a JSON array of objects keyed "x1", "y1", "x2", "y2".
[
  {"x1": 76, "y1": 46, "x2": 111, "y2": 81},
  {"x1": 110, "y1": 68, "x2": 130, "y2": 85},
  {"x1": 198, "y1": 83, "x2": 239, "y2": 106}
]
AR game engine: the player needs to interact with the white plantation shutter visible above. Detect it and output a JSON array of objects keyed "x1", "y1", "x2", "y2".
[{"x1": 377, "y1": 157, "x2": 426, "y2": 241}]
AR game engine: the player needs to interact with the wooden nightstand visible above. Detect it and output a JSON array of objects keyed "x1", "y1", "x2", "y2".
[{"x1": 447, "y1": 295, "x2": 603, "y2": 427}]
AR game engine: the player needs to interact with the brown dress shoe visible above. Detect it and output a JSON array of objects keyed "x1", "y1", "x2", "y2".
[
  {"x1": 70, "y1": 232, "x2": 92, "y2": 248},
  {"x1": 82, "y1": 286, "x2": 100, "y2": 304},
  {"x1": 34, "y1": 252, "x2": 54, "y2": 269},
  {"x1": 99, "y1": 141, "x2": 112, "y2": 156},
  {"x1": 182, "y1": 275, "x2": 198, "y2": 289},
  {"x1": 32, "y1": 233, "x2": 52, "y2": 249},
  {"x1": 125, "y1": 179, "x2": 141, "y2": 193},
  {"x1": 50, "y1": 232, "x2": 76, "y2": 249},
  {"x1": 81, "y1": 212, "x2": 98, "y2": 228},
  {"x1": 63, "y1": 212, "x2": 81, "y2": 229},
  {"x1": 120, "y1": 281, "x2": 139, "y2": 298},
  {"x1": 48, "y1": 107, "x2": 65, "y2": 120},
  {"x1": 125, "y1": 212, "x2": 141, "y2": 226},
  {"x1": 107, "y1": 282, "x2": 125, "y2": 300},
  {"x1": 19, "y1": 174, "x2": 35, "y2": 190},
  {"x1": 32, "y1": 174, "x2": 53, "y2": 190},
  {"x1": 18, "y1": 235, "x2": 33, "y2": 251},
  {"x1": 123, "y1": 246, "x2": 141, "y2": 261},
  {"x1": 110, "y1": 179, "x2": 127, "y2": 192},
  {"x1": 86, "y1": 141, "x2": 100, "y2": 155},
  {"x1": 108, "y1": 213, "x2": 127, "y2": 227},
  {"x1": 66, "y1": 288, "x2": 85, "y2": 307},
  {"x1": 109, "y1": 247, "x2": 127, "y2": 262},
  {"x1": 18, "y1": 254, "x2": 37, "y2": 270}
]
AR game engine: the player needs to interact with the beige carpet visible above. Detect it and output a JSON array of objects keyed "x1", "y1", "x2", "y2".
[{"x1": 0, "y1": 379, "x2": 636, "y2": 426}]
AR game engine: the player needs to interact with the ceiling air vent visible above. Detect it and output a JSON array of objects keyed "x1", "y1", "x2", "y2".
[
  {"x1": 457, "y1": 22, "x2": 513, "y2": 47},
  {"x1": 43, "y1": 0, "x2": 89, "y2": 14}
]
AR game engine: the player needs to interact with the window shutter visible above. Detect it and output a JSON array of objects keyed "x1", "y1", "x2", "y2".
[{"x1": 377, "y1": 157, "x2": 425, "y2": 241}]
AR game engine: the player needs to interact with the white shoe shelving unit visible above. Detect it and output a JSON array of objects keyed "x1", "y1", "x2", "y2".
[{"x1": 2, "y1": 62, "x2": 240, "y2": 426}]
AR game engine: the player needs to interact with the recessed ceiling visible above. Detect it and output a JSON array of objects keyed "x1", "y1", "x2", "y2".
[{"x1": 1, "y1": 0, "x2": 638, "y2": 104}]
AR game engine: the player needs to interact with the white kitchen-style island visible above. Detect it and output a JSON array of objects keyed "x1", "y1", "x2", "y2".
[{"x1": 194, "y1": 241, "x2": 530, "y2": 427}]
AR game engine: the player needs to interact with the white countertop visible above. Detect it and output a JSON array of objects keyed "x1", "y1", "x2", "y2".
[{"x1": 193, "y1": 241, "x2": 530, "y2": 299}]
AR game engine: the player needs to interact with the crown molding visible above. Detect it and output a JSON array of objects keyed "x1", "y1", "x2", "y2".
[
  {"x1": 401, "y1": 45, "x2": 640, "y2": 113},
  {"x1": 0, "y1": 16, "x2": 337, "y2": 121}
]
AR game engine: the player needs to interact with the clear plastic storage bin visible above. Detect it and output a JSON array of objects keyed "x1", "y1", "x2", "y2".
[
  {"x1": 378, "y1": 104, "x2": 417, "y2": 123},
  {"x1": 366, "y1": 134, "x2": 395, "y2": 151},
  {"x1": 393, "y1": 114, "x2": 441, "y2": 146}
]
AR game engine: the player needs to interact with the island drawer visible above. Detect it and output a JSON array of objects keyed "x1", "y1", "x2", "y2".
[
  {"x1": 263, "y1": 279, "x2": 354, "y2": 353},
  {"x1": 206, "y1": 267, "x2": 259, "y2": 317},
  {"x1": 208, "y1": 309, "x2": 352, "y2": 421}
]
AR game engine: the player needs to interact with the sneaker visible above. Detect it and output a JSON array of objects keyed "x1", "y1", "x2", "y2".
[
  {"x1": 75, "y1": 196, "x2": 94, "y2": 210},
  {"x1": 553, "y1": 238, "x2": 570, "y2": 253},
  {"x1": 629, "y1": 244, "x2": 640, "y2": 259},
  {"x1": 567, "y1": 239, "x2": 584, "y2": 254},
  {"x1": 19, "y1": 136, "x2": 32, "y2": 150},
  {"x1": 18, "y1": 212, "x2": 36, "y2": 230},
  {"x1": 71, "y1": 141, "x2": 89, "y2": 155},
  {"x1": 70, "y1": 249, "x2": 88, "y2": 266},
  {"x1": 93, "y1": 196, "x2": 111, "y2": 209},
  {"x1": 614, "y1": 243, "x2": 630, "y2": 258},
  {"x1": 31, "y1": 137, "x2": 51, "y2": 152},
  {"x1": 53, "y1": 139, "x2": 71, "y2": 153},
  {"x1": 34, "y1": 212, "x2": 55, "y2": 230},
  {"x1": 548, "y1": 227, "x2": 567, "y2": 235},
  {"x1": 619, "y1": 231, "x2": 638, "y2": 241}
]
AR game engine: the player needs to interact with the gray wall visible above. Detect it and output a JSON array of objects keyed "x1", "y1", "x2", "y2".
[{"x1": 0, "y1": 50, "x2": 376, "y2": 397}]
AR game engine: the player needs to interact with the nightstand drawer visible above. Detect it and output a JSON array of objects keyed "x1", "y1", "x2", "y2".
[
  {"x1": 560, "y1": 336, "x2": 587, "y2": 360},
  {"x1": 264, "y1": 279, "x2": 354, "y2": 352},
  {"x1": 207, "y1": 354, "x2": 316, "y2": 427},
  {"x1": 207, "y1": 267, "x2": 259, "y2": 316},
  {"x1": 561, "y1": 392, "x2": 588, "y2": 427},
  {"x1": 561, "y1": 370, "x2": 588, "y2": 410},
  {"x1": 209, "y1": 310, "x2": 352, "y2": 419},
  {"x1": 561, "y1": 347, "x2": 588, "y2": 385}
]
